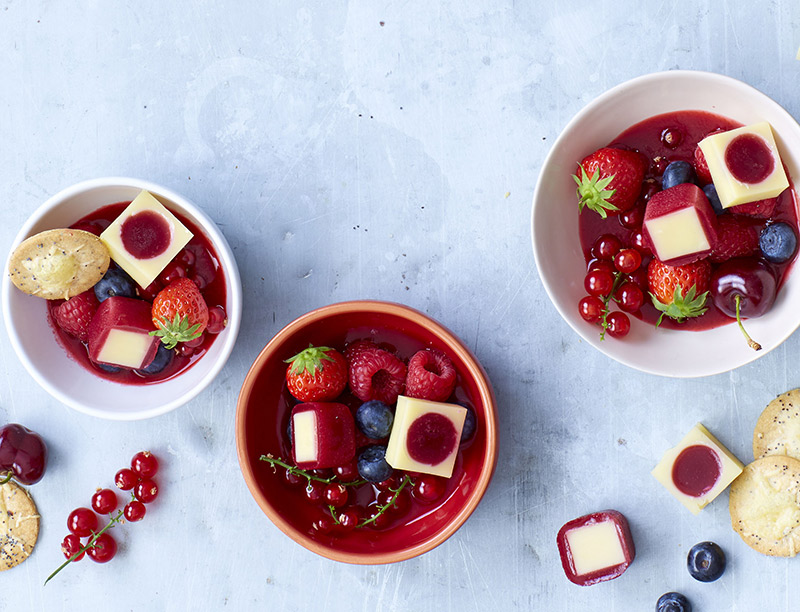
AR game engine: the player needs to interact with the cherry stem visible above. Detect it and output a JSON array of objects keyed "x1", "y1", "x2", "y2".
[
  {"x1": 44, "y1": 509, "x2": 124, "y2": 586},
  {"x1": 0, "y1": 472, "x2": 13, "y2": 485},
  {"x1": 357, "y1": 475, "x2": 413, "y2": 528},
  {"x1": 735, "y1": 295, "x2": 761, "y2": 351},
  {"x1": 259, "y1": 454, "x2": 363, "y2": 487}
]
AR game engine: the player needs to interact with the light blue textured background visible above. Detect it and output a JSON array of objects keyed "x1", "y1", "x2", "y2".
[{"x1": 1, "y1": 1, "x2": 799, "y2": 610}]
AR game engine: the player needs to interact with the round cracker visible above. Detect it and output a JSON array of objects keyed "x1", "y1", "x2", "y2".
[
  {"x1": 729, "y1": 455, "x2": 800, "y2": 557},
  {"x1": 0, "y1": 481, "x2": 40, "y2": 571},
  {"x1": 8, "y1": 228, "x2": 110, "y2": 300},
  {"x1": 753, "y1": 389, "x2": 800, "y2": 461}
]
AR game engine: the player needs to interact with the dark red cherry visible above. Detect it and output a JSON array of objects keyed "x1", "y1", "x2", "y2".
[{"x1": 0, "y1": 424, "x2": 48, "y2": 485}]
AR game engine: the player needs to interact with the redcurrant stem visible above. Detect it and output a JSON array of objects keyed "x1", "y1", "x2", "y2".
[
  {"x1": 599, "y1": 271, "x2": 625, "y2": 341},
  {"x1": 0, "y1": 472, "x2": 13, "y2": 485},
  {"x1": 735, "y1": 295, "x2": 762, "y2": 351},
  {"x1": 44, "y1": 509, "x2": 124, "y2": 586},
  {"x1": 357, "y1": 475, "x2": 413, "y2": 528},
  {"x1": 259, "y1": 454, "x2": 364, "y2": 486}
]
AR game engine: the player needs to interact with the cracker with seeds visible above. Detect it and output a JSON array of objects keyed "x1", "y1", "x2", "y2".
[
  {"x1": 753, "y1": 389, "x2": 800, "y2": 460},
  {"x1": 8, "y1": 228, "x2": 110, "y2": 300},
  {"x1": 0, "y1": 481, "x2": 40, "y2": 571},
  {"x1": 729, "y1": 455, "x2": 800, "y2": 557}
]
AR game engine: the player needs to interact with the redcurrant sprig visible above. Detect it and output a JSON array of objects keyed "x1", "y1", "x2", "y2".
[{"x1": 259, "y1": 454, "x2": 364, "y2": 487}]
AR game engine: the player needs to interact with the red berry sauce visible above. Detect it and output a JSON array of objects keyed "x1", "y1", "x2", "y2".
[
  {"x1": 47, "y1": 202, "x2": 227, "y2": 384},
  {"x1": 579, "y1": 110, "x2": 799, "y2": 331},
  {"x1": 120, "y1": 210, "x2": 171, "y2": 259},
  {"x1": 671, "y1": 444, "x2": 721, "y2": 497}
]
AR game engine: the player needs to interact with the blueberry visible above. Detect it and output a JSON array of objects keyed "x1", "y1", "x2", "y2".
[
  {"x1": 137, "y1": 343, "x2": 174, "y2": 375},
  {"x1": 662, "y1": 161, "x2": 696, "y2": 190},
  {"x1": 357, "y1": 445, "x2": 393, "y2": 483},
  {"x1": 702, "y1": 184, "x2": 724, "y2": 215},
  {"x1": 95, "y1": 362, "x2": 121, "y2": 373},
  {"x1": 687, "y1": 541, "x2": 726, "y2": 582},
  {"x1": 460, "y1": 405, "x2": 477, "y2": 442},
  {"x1": 760, "y1": 222, "x2": 798, "y2": 263},
  {"x1": 355, "y1": 401, "x2": 394, "y2": 439},
  {"x1": 656, "y1": 592, "x2": 691, "y2": 612},
  {"x1": 94, "y1": 267, "x2": 137, "y2": 302}
]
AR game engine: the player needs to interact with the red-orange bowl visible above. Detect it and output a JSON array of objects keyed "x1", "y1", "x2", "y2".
[{"x1": 235, "y1": 300, "x2": 498, "y2": 564}]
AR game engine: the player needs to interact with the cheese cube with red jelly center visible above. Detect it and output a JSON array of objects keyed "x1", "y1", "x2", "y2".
[
  {"x1": 100, "y1": 190, "x2": 193, "y2": 288},
  {"x1": 698, "y1": 122, "x2": 789, "y2": 209},
  {"x1": 642, "y1": 183, "x2": 718, "y2": 265},
  {"x1": 384, "y1": 396, "x2": 466, "y2": 478},
  {"x1": 87, "y1": 296, "x2": 160, "y2": 369},
  {"x1": 651, "y1": 423, "x2": 743, "y2": 515},
  {"x1": 556, "y1": 510, "x2": 635, "y2": 586},
  {"x1": 290, "y1": 402, "x2": 355, "y2": 470}
]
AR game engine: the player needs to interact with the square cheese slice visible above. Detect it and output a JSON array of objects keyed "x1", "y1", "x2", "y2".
[
  {"x1": 698, "y1": 122, "x2": 789, "y2": 208},
  {"x1": 651, "y1": 423, "x2": 743, "y2": 515},
  {"x1": 385, "y1": 396, "x2": 466, "y2": 478},
  {"x1": 100, "y1": 190, "x2": 193, "y2": 288}
]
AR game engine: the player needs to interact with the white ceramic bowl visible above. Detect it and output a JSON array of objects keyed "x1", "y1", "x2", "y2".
[
  {"x1": 532, "y1": 70, "x2": 800, "y2": 377},
  {"x1": 2, "y1": 177, "x2": 242, "y2": 419}
]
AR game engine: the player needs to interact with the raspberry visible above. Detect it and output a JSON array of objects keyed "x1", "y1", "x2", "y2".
[
  {"x1": 348, "y1": 347, "x2": 406, "y2": 404},
  {"x1": 405, "y1": 349, "x2": 457, "y2": 402},
  {"x1": 52, "y1": 290, "x2": 99, "y2": 341},
  {"x1": 344, "y1": 339, "x2": 378, "y2": 364}
]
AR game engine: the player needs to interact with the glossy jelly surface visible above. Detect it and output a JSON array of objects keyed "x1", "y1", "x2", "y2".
[
  {"x1": 407, "y1": 413, "x2": 458, "y2": 464},
  {"x1": 725, "y1": 134, "x2": 774, "y2": 184},
  {"x1": 672, "y1": 445, "x2": 721, "y2": 497},
  {"x1": 120, "y1": 210, "x2": 171, "y2": 259}
]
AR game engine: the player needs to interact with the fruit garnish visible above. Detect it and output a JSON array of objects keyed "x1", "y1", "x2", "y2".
[
  {"x1": 46, "y1": 509, "x2": 123, "y2": 583},
  {"x1": 687, "y1": 541, "x2": 726, "y2": 582},
  {"x1": 573, "y1": 147, "x2": 646, "y2": 218},
  {"x1": 348, "y1": 346, "x2": 407, "y2": 404},
  {"x1": 353, "y1": 475, "x2": 412, "y2": 528},
  {"x1": 284, "y1": 345, "x2": 347, "y2": 402},
  {"x1": 405, "y1": 349, "x2": 457, "y2": 402},
  {"x1": 259, "y1": 454, "x2": 364, "y2": 487},
  {"x1": 0, "y1": 424, "x2": 48, "y2": 486},
  {"x1": 647, "y1": 259, "x2": 711, "y2": 325},
  {"x1": 149, "y1": 277, "x2": 209, "y2": 349},
  {"x1": 52, "y1": 290, "x2": 99, "y2": 342}
]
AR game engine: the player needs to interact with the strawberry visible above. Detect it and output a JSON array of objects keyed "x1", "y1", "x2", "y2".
[
  {"x1": 693, "y1": 144, "x2": 713, "y2": 184},
  {"x1": 573, "y1": 147, "x2": 646, "y2": 218},
  {"x1": 728, "y1": 197, "x2": 778, "y2": 218},
  {"x1": 406, "y1": 349, "x2": 457, "y2": 402},
  {"x1": 710, "y1": 215, "x2": 760, "y2": 263},
  {"x1": 52, "y1": 289, "x2": 99, "y2": 341},
  {"x1": 150, "y1": 278, "x2": 209, "y2": 349},
  {"x1": 349, "y1": 346, "x2": 407, "y2": 404},
  {"x1": 648, "y1": 259, "x2": 712, "y2": 325},
  {"x1": 284, "y1": 345, "x2": 347, "y2": 402}
]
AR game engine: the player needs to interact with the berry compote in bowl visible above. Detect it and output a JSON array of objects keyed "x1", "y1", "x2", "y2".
[
  {"x1": 235, "y1": 301, "x2": 498, "y2": 564},
  {"x1": 2, "y1": 177, "x2": 242, "y2": 420},
  {"x1": 532, "y1": 70, "x2": 800, "y2": 377}
]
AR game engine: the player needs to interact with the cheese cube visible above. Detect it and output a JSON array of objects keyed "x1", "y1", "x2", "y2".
[
  {"x1": 87, "y1": 296, "x2": 160, "y2": 369},
  {"x1": 290, "y1": 403, "x2": 355, "y2": 470},
  {"x1": 100, "y1": 190, "x2": 193, "y2": 288},
  {"x1": 556, "y1": 510, "x2": 635, "y2": 586},
  {"x1": 384, "y1": 396, "x2": 466, "y2": 478},
  {"x1": 643, "y1": 183, "x2": 718, "y2": 265},
  {"x1": 651, "y1": 423, "x2": 744, "y2": 515},
  {"x1": 698, "y1": 122, "x2": 789, "y2": 208}
]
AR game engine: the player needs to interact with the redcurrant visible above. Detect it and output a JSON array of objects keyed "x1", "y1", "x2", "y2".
[
  {"x1": 61, "y1": 533, "x2": 85, "y2": 562},
  {"x1": 304, "y1": 481, "x2": 325, "y2": 503},
  {"x1": 661, "y1": 127, "x2": 683, "y2": 149},
  {"x1": 312, "y1": 513, "x2": 336, "y2": 535},
  {"x1": 365, "y1": 504, "x2": 392, "y2": 529},
  {"x1": 67, "y1": 508, "x2": 98, "y2": 537},
  {"x1": 614, "y1": 283, "x2": 645, "y2": 313},
  {"x1": 323, "y1": 483, "x2": 348, "y2": 508},
  {"x1": 606, "y1": 311, "x2": 631, "y2": 337},
  {"x1": 413, "y1": 475, "x2": 447, "y2": 502},
  {"x1": 87, "y1": 532, "x2": 117, "y2": 563},
  {"x1": 134, "y1": 479, "x2": 159, "y2": 504},
  {"x1": 584, "y1": 269, "x2": 614, "y2": 297},
  {"x1": 115, "y1": 468, "x2": 139, "y2": 491},
  {"x1": 124, "y1": 501, "x2": 147, "y2": 522},
  {"x1": 283, "y1": 469, "x2": 305, "y2": 487},
  {"x1": 206, "y1": 306, "x2": 227, "y2": 334},
  {"x1": 613, "y1": 249, "x2": 642, "y2": 274},
  {"x1": 618, "y1": 206, "x2": 644, "y2": 230},
  {"x1": 630, "y1": 231, "x2": 652, "y2": 256},
  {"x1": 591, "y1": 234, "x2": 622, "y2": 260},
  {"x1": 131, "y1": 451, "x2": 159, "y2": 479},
  {"x1": 337, "y1": 508, "x2": 360, "y2": 531},
  {"x1": 91, "y1": 489, "x2": 118, "y2": 515},
  {"x1": 578, "y1": 296, "x2": 605, "y2": 323},
  {"x1": 628, "y1": 266, "x2": 649, "y2": 289},
  {"x1": 333, "y1": 461, "x2": 359, "y2": 482}
]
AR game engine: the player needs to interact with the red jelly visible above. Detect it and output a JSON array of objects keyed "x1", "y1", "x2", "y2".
[
  {"x1": 672, "y1": 445, "x2": 721, "y2": 497},
  {"x1": 407, "y1": 413, "x2": 458, "y2": 465},
  {"x1": 291, "y1": 403, "x2": 355, "y2": 470},
  {"x1": 120, "y1": 210, "x2": 171, "y2": 259},
  {"x1": 725, "y1": 133, "x2": 774, "y2": 184}
]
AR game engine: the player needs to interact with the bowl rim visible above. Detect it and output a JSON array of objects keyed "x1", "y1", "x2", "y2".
[
  {"x1": 1, "y1": 176, "x2": 243, "y2": 420},
  {"x1": 531, "y1": 69, "x2": 800, "y2": 377},
  {"x1": 235, "y1": 300, "x2": 498, "y2": 564}
]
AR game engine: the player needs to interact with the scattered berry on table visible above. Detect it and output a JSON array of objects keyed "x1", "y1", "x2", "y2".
[
  {"x1": 87, "y1": 532, "x2": 117, "y2": 563},
  {"x1": 348, "y1": 347, "x2": 407, "y2": 404},
  {"x1": 357, "y1": 445, "x2": 394, "y2": 483},
  {"x1": 61, "y1": 534, "x2": 85, "y2": 562},
  {"x1": 53, "y1": 290, "x2": 99, "y2": 341},
  {"x1": 91, "y1": 489, "x2": 118, "y2": 515},
  {"x1": 405, "y1": 349, "x2": 457, "y2": 402},
  {"x1": 137, "y1": 343, "x2": 174, "y2": 375},
  {"x1": 67, "y1": 507, "x2": 98, "y2": 537},
  {"x1": 124, "y1": 501, "x2": 147, "y2": 522},
  {"x1": 661, "y1": 160, "x2": 696, "y2": 190},
  {"x1": 760, "y1": 222, "x2": 798, "y2": 263},
  {"x1": 134, "y1": 479, "x2": 159, "y2": 504},
  {"x1": 284, "y1": 345, "x2": 347, "y2": 402},
  {"x1": 94, "y1": 268, "x2": 137, "y2": 302},
  {"x1": 131, "y1": 451, "x2": 160, "y2": 479},
  {"x1": 150, "y1": 277, "x2": 209, "y2": 349},
  {"x1": 114, "y1": 468, "x2": 139, "y2": 491},
  {"x1": 702, "y1": 184, "x2": 724, "y2": 214},
  {"x1": 574, "y1": 147, "x2": 647, "y2": 217},
  {"x1": 355, "y1": 400, "x2": 394, "y2": 439},
  {"x1": 710, "y1": 215, "x2": 760, "y2": 263},
  {"x1": 687, "y1": 541, "x2": 726, "y2": 582},
  {"x1": 656, "y1": 591, "x2": 692, "y2": 612},
  {"x1": 647, "y1": 259, "x2": 711, "y2": 325}
]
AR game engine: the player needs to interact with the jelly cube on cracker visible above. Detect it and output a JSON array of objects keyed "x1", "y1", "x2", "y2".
[
  {"x1": 643, "y1": 183, "x2": 717, "y2": 265},
  {"x1": 384, "y1": 395, "x2": 466, "y2": 478},
  {"x1": 698, "y1": 122, "x2": 789, "y2": 209},
  {"x1": 100, "y1": 190, "x2": 193, "y2": 288},
  {"x1": 290, "y1": 402, "x2": 355, "y2": 470},
  {"x1": 556, "y1": 510, "x2": 635, "y2": 586},
  {"x1": 87, "y1": 296, "x2": 160, "y2": 369},
  {"x1": 651, "y1": 423, "x2": 743, "y2": 515}
]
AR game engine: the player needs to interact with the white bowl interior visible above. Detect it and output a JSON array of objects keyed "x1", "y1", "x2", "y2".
[
  {"x1": 532, "y1": 71, "x2": 800, "y2": 377},
  {"x1": 2, "y1": 178, "x2": 242, "y2": 419}
]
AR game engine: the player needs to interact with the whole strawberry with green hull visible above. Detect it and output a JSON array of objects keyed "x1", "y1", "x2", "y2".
[
  {"x1": 285, "y1": 345, "x2": 347, "y2": 402},
  {"x1": 574, "y1": 147, "x2": 647, "y2": 218},
  {"x1": 648, "y1": 259, "x2": 711, "y2": 325},
  {"x1": 149, "y1": 278, "x2": 209, "y2": 349}
]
